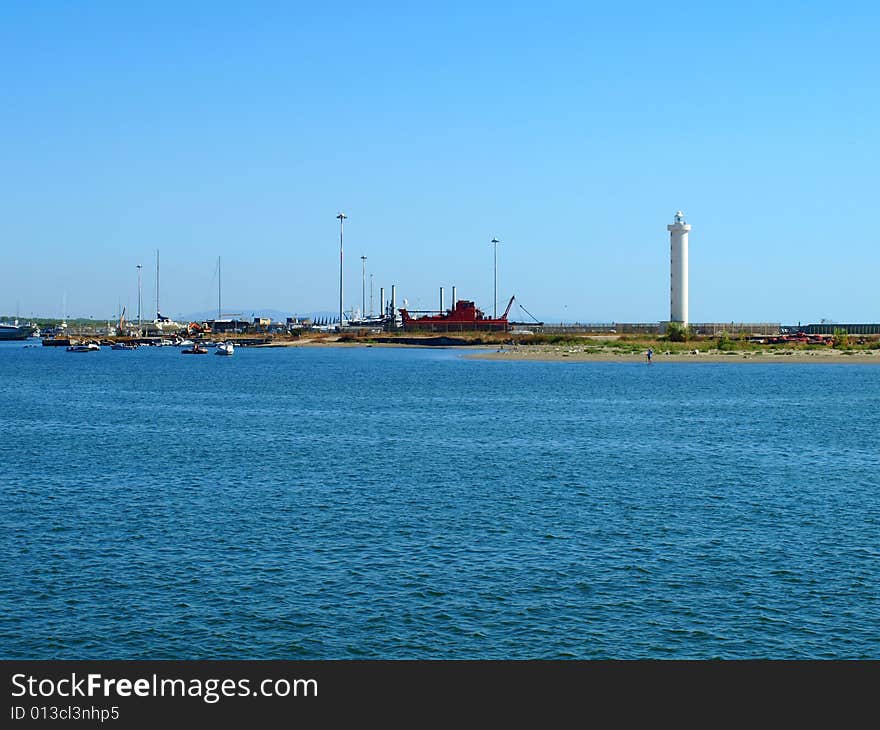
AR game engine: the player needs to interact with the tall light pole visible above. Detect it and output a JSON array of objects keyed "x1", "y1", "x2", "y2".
[
  {"x1": 491, "y1": 237, "x2": 500, "y2": 318},
  {"x1": 337, "y1": 212, "x2": 347, "y2": 328},
  {"x1": 370, "y1": 273, "x2": 374, "y2": 317},
  {"x1": 360, "y1": 255, "x2": 367, "y2": 320},
  {"x1": 136, "y1": 264, "x2": 143, "y2": 336}
]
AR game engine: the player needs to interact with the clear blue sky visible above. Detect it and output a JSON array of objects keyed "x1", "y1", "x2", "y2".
[{"x1": 1, "y1": 1, "x2": 877, "y2": 323}]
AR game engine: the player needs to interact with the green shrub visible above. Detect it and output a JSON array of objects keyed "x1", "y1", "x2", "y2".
[
  {"x1": 716, "y1": 332, "x2": 734, "y2": 350},
  {"x1": 665, "y1": 322, "x2": 692, "y2": 342}
]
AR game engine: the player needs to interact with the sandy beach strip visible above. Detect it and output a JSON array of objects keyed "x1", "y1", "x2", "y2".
[
  {"x1": 466, "y1": 348, "x2": 880, "y2": 364},
  {"x1": 251, "y1": 337, "x2": 880, "y2": 363}
]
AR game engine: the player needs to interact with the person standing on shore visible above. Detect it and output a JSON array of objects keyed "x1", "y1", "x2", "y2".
[{"x1": 646, "y1": 348, "x2": 653, "y2": 364}]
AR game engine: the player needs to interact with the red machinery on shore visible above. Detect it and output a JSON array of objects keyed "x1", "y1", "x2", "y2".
[
  {"x1": 765, "y1": 331, "x2": 833, "y2": 345},
  {"x1": 400, "y1": 296, "x2": 515, "y2": 332}
]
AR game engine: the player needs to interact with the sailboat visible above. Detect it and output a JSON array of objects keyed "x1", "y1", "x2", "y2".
[
  {"x1": 111, "y1": 307, "x2": 139, "y2": 349},
  {"x1": 214, "y1": 256, "x2": 234, "y2": 356},
  {"x1": 153, "y1": 249, "x2": 181, "y2": 332}
]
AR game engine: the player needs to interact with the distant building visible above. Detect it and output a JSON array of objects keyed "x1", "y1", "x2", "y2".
[{"x1": 209, "y1": 319, "x2": 250, "y2": 334}]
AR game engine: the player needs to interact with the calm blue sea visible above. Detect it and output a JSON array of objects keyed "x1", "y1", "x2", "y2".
[{"x1": 1, "y1": 342, "x2": 878, "y2": 659}]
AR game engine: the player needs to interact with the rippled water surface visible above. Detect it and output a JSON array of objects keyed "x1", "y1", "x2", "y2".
[{"x1": 1, "y1": 342, "x2": 878, "y2": 658}]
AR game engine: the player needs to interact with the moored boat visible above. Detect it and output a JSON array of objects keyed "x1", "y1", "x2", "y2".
[
  {"x1": 399, "y1": 296, "x2": 515, "y2": 332},
  {"x1": 0, "y1": 321, "x2": 37, "y2": 341},
  {"x1": 67, "y1": 343, "x2": 101, "y2": 353},
  {"x1": 181, "y1": 343, "x2": 208, "y2": 354}
]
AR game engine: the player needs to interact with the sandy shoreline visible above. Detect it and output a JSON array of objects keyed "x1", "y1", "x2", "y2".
[
  {"x1": 466, "y1": 348, "x2": 880, "y2": 364},
  {"x1": 254, "y1": 338, "x2": 880, "y2": 363}
]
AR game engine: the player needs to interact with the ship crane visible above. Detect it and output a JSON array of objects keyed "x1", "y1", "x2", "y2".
[
  {"x1": 518, "y1": 302, "x2": 542, "y2": 324},
  {"x1": 501, "y1": 295, "x2": 516, "y2": 320}
]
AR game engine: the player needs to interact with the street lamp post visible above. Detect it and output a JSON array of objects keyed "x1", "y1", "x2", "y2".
[
  {"x1": 491, "y1": 237, "x2": 500, "y2": 318},
  {"x1": 370, "y1": 273, "x2": 374, "y2": 317},
  {"x1": 360, "y1": 255, "x2": 367, "y2": 321},
  {"x1": 337, "y1": 212, "x2": 347, "y2": 329}
]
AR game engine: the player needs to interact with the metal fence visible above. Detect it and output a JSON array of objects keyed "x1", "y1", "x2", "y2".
[
  {"x1": 533, "y1": 322, "x2": 782, "y2": 336},
  {"x1": 688, "y1": 322, "x2": 781, "y2": 336},
  {"x1": 790, "y1": 323, "x2": 880, "y2": 335}
]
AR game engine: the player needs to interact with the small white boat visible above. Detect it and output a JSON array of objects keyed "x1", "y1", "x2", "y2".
[
  {"x1": 215, "y1": 341, "x2": 234, "y2": 356},
  {"x1": 67, "y1": 343, "x2": 101, "y2": 353},
  {"x1": 111, "y1": 342, "x2": 139, "y2": 350},
  {"x1": 176, "y1": 339, "x2": 194, "y2": 347}
]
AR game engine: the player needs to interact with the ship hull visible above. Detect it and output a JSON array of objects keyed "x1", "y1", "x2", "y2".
[
  {"x1": 400, "y1": 298, "x2": 510, "y2": 333},
  {"x1": 0, "y1": 325, "x2": 36, "y2": 341},
  {"x1": 401, "y1": 320, "x2": 508, "y2": 332}
]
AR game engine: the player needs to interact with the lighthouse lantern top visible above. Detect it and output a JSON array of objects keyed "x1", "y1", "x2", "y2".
[{"x1": 673, "y1": 210, "x2": 685, "y2": 224}]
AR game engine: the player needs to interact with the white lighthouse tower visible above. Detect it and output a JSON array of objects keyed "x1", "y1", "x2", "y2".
[{"x1": 668, "y1": 210, "x2": 691, "y2": 325}]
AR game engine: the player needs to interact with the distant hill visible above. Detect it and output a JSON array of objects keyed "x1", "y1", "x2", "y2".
[{"x1": 179, "y1": 308, "x2": 338, "y2": 322}]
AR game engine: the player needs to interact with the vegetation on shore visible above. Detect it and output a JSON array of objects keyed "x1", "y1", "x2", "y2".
[{"x1": 336, "y1": 329, "x2": 880, "y2": 353}]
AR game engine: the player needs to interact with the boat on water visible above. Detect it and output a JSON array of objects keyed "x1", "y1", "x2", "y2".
[
  {"x1": 67, "y1": 343, "x2": 101, "y2": 353},
  {"x1": 0, "y1": 321, "x2": 37, "y2": 341},
  {"x1": 111, "y1": 342, "x2": 139, "y2": 350},
  {"x1": 175, "y1": 339, "x2": 194, "y2": 347},
  {"x1": 212, "y1": 257, "x2": 237, "y2": 357},
  {"x1": 399, "y1": 296, "x2": 515, "y2": 332},
  {"x1": 345, "y1": 315, "x2": 388, "y2": 330},
  {"x1": 181, "y1": 343, "x2": 208, "y2": 355},
  {"x1": 150, "y1": 251, "x2": 183, "y2": 334}
]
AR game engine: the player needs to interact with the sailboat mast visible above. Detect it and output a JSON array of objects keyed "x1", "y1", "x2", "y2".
[
  {"x1": 136, "y1": 263, "x2": 143, "y2": 335},
  {"x1": 156, "y1": 249, "x2": 160, "y2": 318},
  {"x1": 218, "y1": 256, "x2": 222, "y2": 321}
]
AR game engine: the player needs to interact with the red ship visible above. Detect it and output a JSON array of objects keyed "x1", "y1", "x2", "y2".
[{"x1": 400, "y1": 296, "x2": 514, "y2": 332}]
